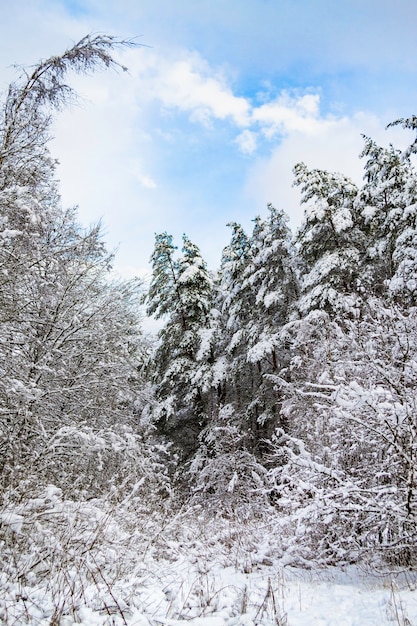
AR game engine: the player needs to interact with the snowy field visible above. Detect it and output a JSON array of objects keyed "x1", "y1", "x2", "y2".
[
  {"x1": 3, "y1": 556, "x2": 417, "y2": 625},
  {"x1": 86, "y1": 561, "x2": 417, "y2": 626},
  {"x1": 1, "y1": 492, "x2": 417, "y2": 625}
]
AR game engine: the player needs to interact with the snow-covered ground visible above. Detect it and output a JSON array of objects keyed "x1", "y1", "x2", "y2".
[
  {"x1": 2, "y1": 492, "x2": 417, "y2": 625},
  {"x1": 4, "y1": 559, "x2": 417, "y2": 625},
  {"x1": 104, "y1": 560, "x2": 417, "y2": 626}
]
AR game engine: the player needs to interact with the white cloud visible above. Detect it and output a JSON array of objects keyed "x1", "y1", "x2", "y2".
[
  {"x1": 129, "y1": 159, "x2": 157, "y2": 189},
  {"x1": 162, "y1": 57, "x2": 250, "y2": 126},
  {"x1": 121, "y1": 48, "x2": 352, "y2": 153},
  {"x1": 252, "y1": 92, "x2": 327, "y2": 138},
  {"x1": 138, "y1": 174, "x2": 157, "y2": 189},
  {"x1": 123, "y1": 48, "x2": 251, "y2": 128},
  {"x1": 124, "y1": 47, "x2": 332, "y2": 144},
  {"x1": 236, "y1": 130, "x2": 258, "y2": 155}
]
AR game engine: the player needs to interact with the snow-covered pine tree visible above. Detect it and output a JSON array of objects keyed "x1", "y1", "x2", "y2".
[
  {"x1": 244, "y1": 205, "x2": 299, "y2": 364},
  {"x1": 212, "y1": 209, "x2": 299, "y2": 448},
  {"x1": 216, "y1": 221, "x2": 254, "y2": 429},
  {"x1": 366, "y1": 120, "x2": 417, "y2": 305},
  {"x1": 187, "y1": 222, "x2": 267, "y2": 514},
  {"x1": 190, "y1": 207, "x2": 299, "y2": 514},
  {"x1": 145, "y1": 233, "x2": 215, "y2": 459},
  {"x1": 265, "y1": 129, "x2": 417, "y2": 565},
  {"x1": 293, "y1": 162, "x2": 363, "y2": 316},
  {"x1": 242, "y1": 204, "x2": 299, "y2": 447},
  {"x1": 355, "y1": 135, "x2": 417, "y2": 299}
]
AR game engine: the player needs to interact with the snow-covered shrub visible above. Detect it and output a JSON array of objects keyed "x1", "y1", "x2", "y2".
[
  {"x1": 0, "y1": 477, "x2": 179, "y2": 625},
  {"x1": 189, "y1": 404, "x2": 270, "y2": 519},
  {"x1": 267, "y1": 302, "x2": 417, "y2": 566}
]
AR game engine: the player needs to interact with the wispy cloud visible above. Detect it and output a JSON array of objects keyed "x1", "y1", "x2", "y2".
[
  {"x1": 123, "y1": 49, "x2": 251, "y2": 128},
  {"x1": 253, "y1": 93, "x2": 325, "y2": 138},
  {"x1": 129, "y1": 159, "x2": 157, "y2": 189},
  {"x1": 235, "y1": 130, "x2": 258, "y2": 155},
  {"x1": 121, "y1": 48, "x2": 341, "y2": 154}
]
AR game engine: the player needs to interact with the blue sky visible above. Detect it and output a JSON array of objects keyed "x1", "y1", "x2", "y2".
[{"x1": 1, "y1": 0, "x2": 417, "y2": 283}]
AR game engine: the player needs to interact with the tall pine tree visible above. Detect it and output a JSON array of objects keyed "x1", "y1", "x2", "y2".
[{"x1": 145, "y1": 233, "x2": 214, "y2": 459}]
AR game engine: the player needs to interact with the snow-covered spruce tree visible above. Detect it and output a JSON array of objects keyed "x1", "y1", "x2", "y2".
[
  {"x1": 243, "y1": 205, "x2": 299, "y2": 444},
  {"x1": 0, "y1": 35, "x2": 167, "y2": 501},
  {"x1": 214, "y1": 208, "x2": 298, "y2": 453},
  {"x1": 189, "y1": 208, "x2": 299, "y2": 516},
  {"x1": 216, "y1": 221, "x2": 254, "y2": 436},
  {"x1": 377, "y1": 118, "x2": 417, "y2": 305},
  {"x1": 293, "y1": 162, "x2": 364, "y2": 316},
  {"x1": 355, "y1": 135, "x2": 417, "y2": 300},
  {"x1": 145, "y1": 232, "x2": 215, "y2": 460},
  {"x1": 187, "y1": 222, "x2": 263, "y2": 514}
]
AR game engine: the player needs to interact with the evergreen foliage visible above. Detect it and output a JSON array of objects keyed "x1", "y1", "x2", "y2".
[
  {"x1": 356, "y1": 135, "x2": 417, "y2": 297},
  {"x1": 145, "y1": 233, "x2": 215, "y2": 459},
  {"x1": 145, "y1": 114, "x2": 417, "y2": 565},
  {"x1": 293, "y1": 162, "x2": 363, "y2": 314}
]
